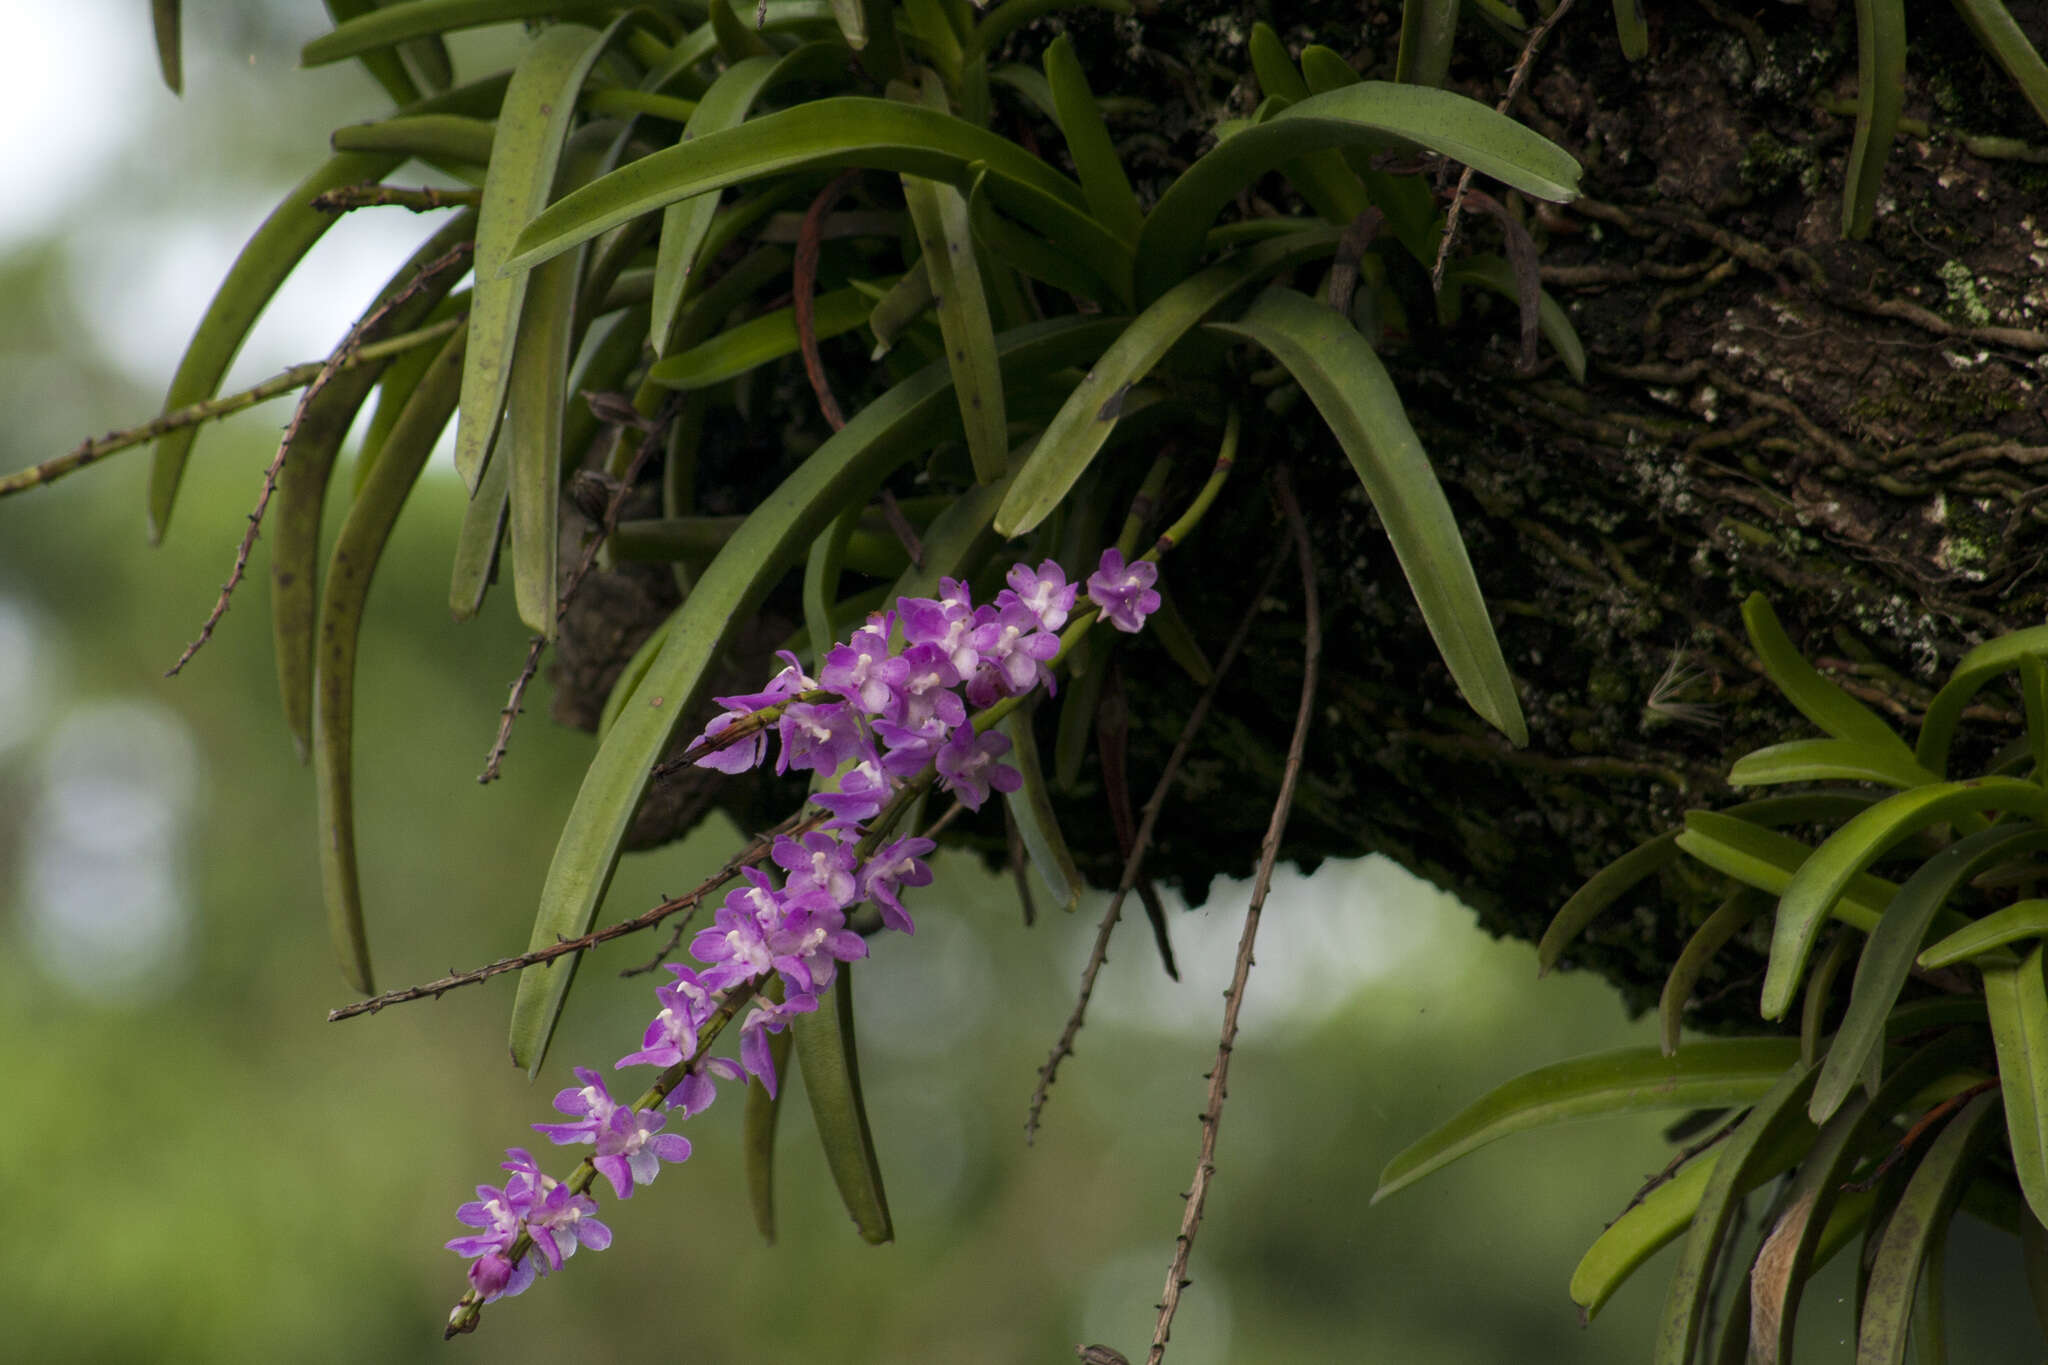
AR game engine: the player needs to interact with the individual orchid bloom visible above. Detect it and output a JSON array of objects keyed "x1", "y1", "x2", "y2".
[
  {"x1": 667, "y1": 1065, "x2": 736, "y2": 1120},
  {"x1": 532, "y1": 1068, "x2": 621, "y2": 1146},
  {"x1": 1086, "y1": 547, "x2": 1162, "y2": 633},
  {"x1": 862, "y1": 837, "x2": 935, "y2": 935},
  {"x1": 465, "y1": 1251, "x2": 535, "y2": 1302},
  {"x1": 773, "y1": 830, "x2": 861, "y2": 907},
  {"x1": 448, "y1": 1182, "x2": 529, "y2": 1261},
  {"x1": 935, "y1": 725, "x2": 1023, "y2": 810},
  {"x1": 615, "y1": 964, "x2": 717, "y2": 1069},
  {"x1": 690, "y1": 872, "x2": 786, "y2": 988},
  {"x1": 590, "y1": 1105, "x2": 693, "y2": 1201},
  {"x1": 893, "y1": 642, "x2": 967, "y2": 732},
  {"x1": 525, "y1": 1179, "x2": 612, "y2": 1270},
  {"x1": 739, "y1": 992, "x2": 818, "y2": 1098},
  {"x1": 1004, "y1": 559, "x2": 1078, "y2": 631},
  {"x1": 776, "y1": 700, "x2": 873, "y2": 777},
  {"x1": 874, "y1": 717, "x2": 949, "y2": 780},
  {"x1": 966, "y1": 600, "x2": 1061, "y2": 706},
  {"x1": 768, "y1": 898, "x2": 868, "y2": 996},
  {"x1": 809, "y1": 757, "x2": 891, "y2": 826},
  {"x1": 899, "y1": 582, "x2": 982, "y2": 677},
  {"x1": 820, "y1": 625, "x2": 909, "y2": 720},
  {"x1": 689, "y1": 709, "x2": 770, "y2": 774}
]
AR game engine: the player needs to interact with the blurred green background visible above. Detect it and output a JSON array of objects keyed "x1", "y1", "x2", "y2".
[{"x1": 2, "y1": 5, "x2": 2039, "y2": 1363}]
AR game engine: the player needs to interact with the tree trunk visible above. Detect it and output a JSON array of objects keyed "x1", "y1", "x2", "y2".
[{"x1": 553, "y1": 0, "x2": 2048, "y2": 1027}]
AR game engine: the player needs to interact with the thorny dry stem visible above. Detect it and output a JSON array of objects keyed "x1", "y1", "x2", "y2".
[
  {"x1": 1144, "y1": 467, "x2": 1320, "y2": 1365},
  {"x1": 2, "y1": 317, "x2": 465, "y2": 499},
  {"x1": 1431, "y1": 0, "x2": 1579, "y2": 291},
  {"x1": 1025, "y1": 534, "x2": 1293, "y2": 1142},
  {"x1": 478, "y1": 394, "x2": 684, "y2": 782},
  {"x1": 328, "y1": 810, "x2": 820, "y2": 1021},
  {"x1": 312, "y1": 183, "x2": 481, "y2": 213},
  {"x1": 165, "y1": 240, "x2": 474, "y2": 678}
]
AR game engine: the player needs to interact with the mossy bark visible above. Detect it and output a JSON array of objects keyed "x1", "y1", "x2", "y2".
[{"x1": 552, "y1": 1, "x2": 2048, "y2": 1028}]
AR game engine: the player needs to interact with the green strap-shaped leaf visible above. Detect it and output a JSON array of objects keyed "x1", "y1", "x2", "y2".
[
  {"x1": 1801, "y1": 926, "x2": 1855, "y2": 1069},
  {"x1": 505, "y1": 97, "x2": 1087, "y2": 277},
  {"x1": 1133, "y1": 82, "x2": 1578, "y2": 303},
  {"x1": 330, "y1": 113, "x2": 496, "y2": 167},
  {"x1": 1044, "y1": 33, "x2": 1142, "y2": 246},
  {"x1": 506, "y1": 126, "x2": 611, "y2": 636},
  {"x1": 1395, "y1": 0, "x2": 1460, "y2": 89},
  {"x1": 313, "y1": 328, "x2": 467, "y2": 993},
  {"x1": 1986, "y1": 943, "x2": 2048, "y2": 1226},
  {"x1": 1676, "y1": 810, "x2": 1895, "y2": 933},
  {"x1": 1660, "y1": 890, "x2": 1765, "y2": 1056},
  {"x1": 1761, "y1": 1029, "x2": 1986, "y2": 1363},
  {"x1": 1211, "y1": 285, "x2": 1525, "y2": 745},
  {"x1": 147, "y1": 150, "x2": 403, "y2": 541},
  {"x1": 710, "y1": 0, "x2": 776, "y2": 60},
  {"x1": 1918, "y1": 626, "x2": 2048, "y2": 777},
  {"x1": 1741, "y1": 595, "x2": 1915, "y2": 760},
  {"x1": 860, "y1": 259, "x2": 936, "y2": 357},
  {"x1": 507, "y1": 316, "x2": 1119, "y2": 1072},
  {"x1": 1952, "y1": 0, "x2": 2048, "y2": 126},
  {"x1": 1372, "y1": 1038, "x2": 1802, "y2": 1203},
  {"x1": 1920, "y1": 898, "x2": 2048, "y2": 969},
  {"x1": 1444, "y1": 255, "x2": 1586, "y2": 382},
  {"x1": 1002, "y1": 704, "x2": 1083, "y2": 914},
  {"x1": 1729, "y1": 737, "x2": 1940, "y2": 792},
  {"x1": 275, "y1": 213, "x2": 476, "y2": 760},
  {"x1": 744, "y1": 977, "x2": 795, "y2": 1243},
  {"x1": 1762, "y1": 778, "x2": 2048, "y2": 1020},
  {"x1": 964, "y1": 176, "x2": 1117, "y2": 305},
  {"x1": 449, "y1": 426, "x2": 510, "y2": 622},
  {"x1": 900, "y1": 171, "x2": 1007, "y2": 484},
  {"x1": 1612, "y1": 0, "x2": 1650, "y2": 59},
  {"x1": 1656, "y1": 1060, "x2": 1821, "y2": 1365},
  {"x1": 1858, "y1": 1089, "x2": 2002, "y2": 1365},
  {"x1": 804, "y1": 504, "x2": 862, "y2": 671},
  {"x1": 1295, "y1": 45, "x2": 1444, "y2": 265},
  {"x1": 1539, "y1": 831, "x2": 1681, "y2": 974},
  {"x1": 649, "y1": 283, "x2": 883, "y2": 390},
  {"x1": 646, "y1": 44, "x2": 851, "y2": 356},
  {"x1": 2024, "y1": 655, "x2": 2048, "y2": 780},
  {"x1": 995, "y1": 230, "x2": 1332, "y2": 537},
  {"x1": 1813, "y1": 823, "x2": 2048, "y2": 1123},
  {"x1": 302, "y1": 0, "x2": 609, "y2": 66},
  {"x1": 152, "y1": 0, "x2": 183, "y2": 94},
  {"x1": 1539, "y1": 794, "x2": 1881, "y2": 975},
  {"x1": 793, "y1": 964, "x2": 893, "y2": 1244},
  {"x1": 453, "y1": 22, "x2": 610, "y2": 492},
  {"x1": 322, "y1": 0, "x2": 421, "y2": 106},
  {"x1": 1842, "y1": 0, "x2": 1907, "y2": 238},
  {"x1": 1575, "y1": 1143, "x2": 1726, "y2": 1321}
]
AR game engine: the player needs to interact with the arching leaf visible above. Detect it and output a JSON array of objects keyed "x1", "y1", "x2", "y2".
[
  {"x1": 1372, "y1": 1038, "x2": 1801, "y2": 1203},
  {"x1": 1211, "y1": 286, "x2": 1524, "y2": 745}
]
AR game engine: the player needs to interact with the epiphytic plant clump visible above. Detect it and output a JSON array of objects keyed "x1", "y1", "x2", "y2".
[
  {"x1": 34, "y1": 0, "x2": 2048, "y2": 1357},
  {"x1": 1383, "y1": 595, "x2": 2048, "y2": 1362}
]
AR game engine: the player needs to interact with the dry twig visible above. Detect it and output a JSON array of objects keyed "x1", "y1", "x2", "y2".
[
  {"x1": 166, "y1": 240, "x2": 474, "y2": 678},
  {"x1": 1025, "y1": 536, "x2": 1293, "y2": 1142},
  {"x1": 1145, "y1": 467, "x2": 1321, "y2": 1363},
  {"x1": 1431, "y1": 0, "x2": 1580, "y2": 291},
  {"x1": 478, "y1": 393, "x2": 684, "y2": 782},
  {"x1": 329, "y1": 810, "x2": 819, "y2": 1021}
]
